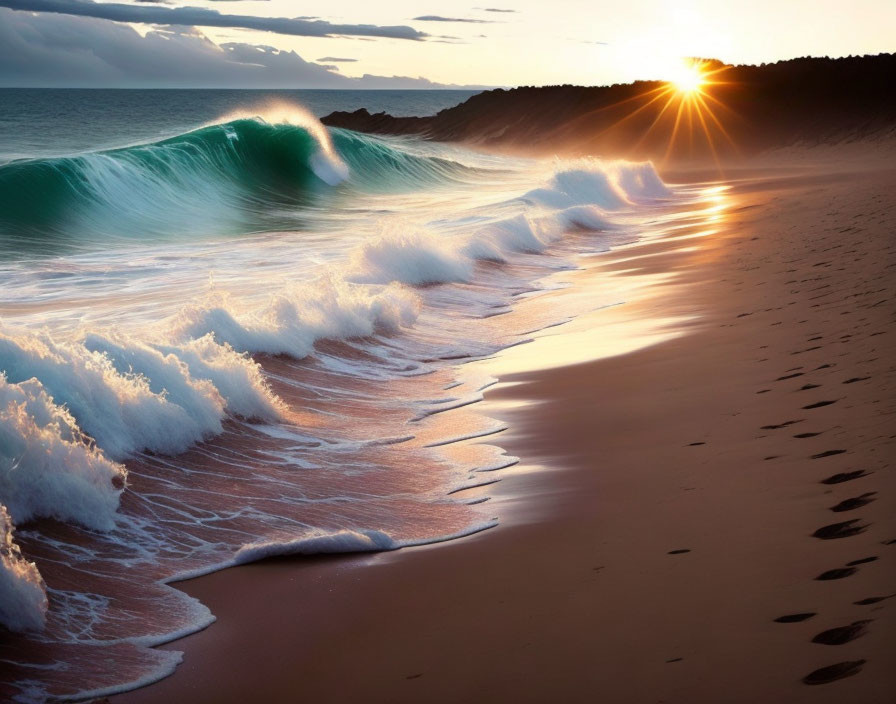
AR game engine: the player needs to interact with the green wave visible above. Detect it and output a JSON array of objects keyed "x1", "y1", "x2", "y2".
[{"x1": 0, "y1": 119, "x2": 474, "y2": 256}]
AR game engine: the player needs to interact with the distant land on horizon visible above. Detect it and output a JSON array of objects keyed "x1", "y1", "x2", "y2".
[{"x1": 322, "y1": 54, "x2": 896, "y2": 161}]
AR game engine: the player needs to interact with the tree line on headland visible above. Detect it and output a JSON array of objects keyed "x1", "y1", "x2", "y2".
[{"x1": 322, "y1": 54, "x2": 896, "y2": 161}]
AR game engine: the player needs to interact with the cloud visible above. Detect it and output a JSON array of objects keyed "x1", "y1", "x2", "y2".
[
  {"x1": 317, "y1": 56, "x2": 358, "y2": 63},
  {"x1": 0, "y1": 9, "x2": 487, "y2": 88},
  {"x1": 413, "y1": 15, "x2": 491, "y2": 24},
  {"x1": 0, "y1": 0, "x2": 428, "y2": 40},
  {"x1": 479, "y1": 7, "x2": 517, "y2": 12}
]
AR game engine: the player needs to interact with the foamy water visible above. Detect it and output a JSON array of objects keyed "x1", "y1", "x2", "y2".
[{"x1": 0, "y1": 101, "x2": 674, "y2": 702}]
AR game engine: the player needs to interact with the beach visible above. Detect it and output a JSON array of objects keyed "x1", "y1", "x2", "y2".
[
  {"x1": 2, "y1": 6, "x2": 895, "y2": 702},
  {"x1": 115, "y1": 144, "x2": 896, "y2": 703}
]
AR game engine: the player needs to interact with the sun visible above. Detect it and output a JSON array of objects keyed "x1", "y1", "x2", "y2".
[{"x1": 668, "y1": 61, "x2": 706, "y2": 95}]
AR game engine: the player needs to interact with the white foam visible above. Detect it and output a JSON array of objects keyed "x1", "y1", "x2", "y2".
[
  {"x1": 467, "y1": 213, "x2": 554, "y2": 257},
  {"x1": 174, "y1": 276, "x2": 419, "y2": 357},
  {"x1": 0, "y1": 328, "x2": 222, "y2": 459},
  {"x1": 524, "y1": 159, "x2": 668, "y2": 212},
  {"x1": 235, "y1": 528, "x2": 398, "y2": 562},
  {"x1": 0, "y1": 374, "x2": 125, "y2": 530},
  {"x1": 87, "y1": 333, "x2": 283, "y2": 421},
  {"x1": 610, "y1": 161, "x2": 671, "y2": 200},
  {"x1": 0, "y1": 504, "x2": 48, "y2": 632},
  {"x1": 555, "y1": 204, "x2": 614, "y2": 231},
  {"x1": 348, "y1": 225, "x2": 474, "y2": 286},
  {"x1": 234, "y1": 519, "x2": 501, "y2": 565}
]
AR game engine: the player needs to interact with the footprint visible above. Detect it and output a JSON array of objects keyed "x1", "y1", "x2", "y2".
[
  {"x1": 803, "y1": 660, "x2": 866, "y2": 685},
  {"x1": 811, "y1": 450, "x2": 846, "y2": 459},
  {"x1": 820, "y1": 470, "x2": 869, "y2": 485},
  {"x1": 846, "y1": 556, "x2": 877, "y2": 566},
  {"x1": 813, "y1": 519, "x2": 867, "y2": 540},
  {"x1": 794, "y1": 432, "x2": 821, "y2": 438},
  {"x1": 843, "y1": 377, "x2": 871, "y2": 384},
  {"x1": 761, "y1": 420, "x2": 804, "y2": 430},
  {"x1": 667, "y1": 549, "x2": 691, "y2": 555},
  {"x1": 830, "y1": 493, "x2": 876, "y2": 512},
  {"x1": 811, "y1": 621, "x2": 870, "y2": 645},
  {"x1": 774, "y1": 613, "x2": 816, "y2": 623},
  {"x1": 854, "y1": 595, "x2": 894, "y2": 606},
  {"x1": 800, "y1": 384, "x2": 822, "y2": 390},
  {"x1": 804, "y1": 400, "x2": 838, "y2": 409},
  {"x1": 777, "y1": 372, "x2": 804, "y2": 380},
  {"x1": 815, "y1": 567, "x2": 857, "y2": 581}
]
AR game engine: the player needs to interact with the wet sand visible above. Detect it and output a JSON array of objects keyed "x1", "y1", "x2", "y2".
[{"x1": 116, "y1": 151, "x2": 896, "y2": 703}]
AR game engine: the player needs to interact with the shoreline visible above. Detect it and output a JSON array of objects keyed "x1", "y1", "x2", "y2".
[{"x1": 115, "y1": 152, "x2": 895, "y2": 703}]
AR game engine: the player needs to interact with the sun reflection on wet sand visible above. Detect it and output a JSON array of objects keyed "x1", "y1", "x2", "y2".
[{"x1": 473, "y1": 183, "x2": 732, "y2": 379}]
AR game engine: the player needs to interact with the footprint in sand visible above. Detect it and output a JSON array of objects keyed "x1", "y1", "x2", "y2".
[
  {"x1": 761, "y1": 419, "x2": 804, "y2": 430},
  {"x1": 815, "y1": 567, "x2": 858, "y2": 581},
  {"x1": 774, "y1": 613, "x2": 816, "y2": 623},
  {"x1": 803, "y1": 399, "x2": 838, "y2": 409},
  {"x1": 803, "y1": 660, "x2": 866, "y2": 685},
  {"x1": 830, "y1": 493, "x2": 876, "y2": 512},
  {"x1": 812, "y1": 519, "x2": 868, "y2": 540},
  {"x1": 820, "y1": 470, "x2": 869, "y2": 485},
  {"x1": 811, "y1": 449, "x2": 846, "y2": 459},
  {"x1": 811, "y1": 621, "x2": 871, "y2": 645},
  {"x1": 845, "y1": 556, "x2": 877, "y2": 566},
  {"x1": 854, "y1": 595, "x2": 894, "y2": 606}
]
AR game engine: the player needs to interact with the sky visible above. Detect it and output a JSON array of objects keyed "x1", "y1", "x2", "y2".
[{"x1": 1, "y1": 0, "x2": 894, "y2": 88}]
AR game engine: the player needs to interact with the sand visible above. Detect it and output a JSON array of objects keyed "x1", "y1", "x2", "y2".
[{"x1": 114, "y1": 149, "x2": 896, "y2": 704}]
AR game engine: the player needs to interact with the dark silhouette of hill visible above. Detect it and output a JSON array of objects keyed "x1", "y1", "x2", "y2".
[{"x1": 322, "y1": 54, "x2": 896, "y2": 160}]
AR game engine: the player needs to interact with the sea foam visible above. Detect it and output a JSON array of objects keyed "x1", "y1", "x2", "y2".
[
  {"x1": 174, "y1": 276, "x2": 420, "y2": 357},
  {"x1": 0, "y1": 374, "x2": 126, "y2": 529},
  {"x1": 0, "y1": 329, "x2": 225, "y2": 459},
  {"x1": 0, "y1": 505, "x2": 47, "y2": 632}
]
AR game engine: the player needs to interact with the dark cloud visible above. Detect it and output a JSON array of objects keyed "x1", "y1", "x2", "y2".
[
  {"x1": 0, "y1": 0, "x2": 427, "y2": 40},
  {"x1": 413, "y1": 15, "x2": 491, "y2": 23},
  {"x1": 317, "y1": 57, "x2": 358, "y2": 63},
  {"x1": 0, "y1": 9, "x2": 488, "y2": 88}
]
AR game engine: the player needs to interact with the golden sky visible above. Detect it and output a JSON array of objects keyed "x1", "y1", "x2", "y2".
[
  {"x1": 200, "y1": 0, "x2": 896, "y2": 85},
  {"x1": 1, "y1": 0, "x2": 894, "y2": 88}
]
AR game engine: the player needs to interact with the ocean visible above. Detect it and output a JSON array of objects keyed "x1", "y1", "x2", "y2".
[{"x1": 0, "y1": 88, "x2": 675, "y2": 702}]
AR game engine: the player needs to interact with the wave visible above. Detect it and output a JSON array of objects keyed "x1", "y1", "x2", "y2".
[
  {"x1": 0, "y1": 109, "x2": 477, "y2": 255},
  {"x1": 0, "y1": 329, "x2": 281, "y2": 459}
]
